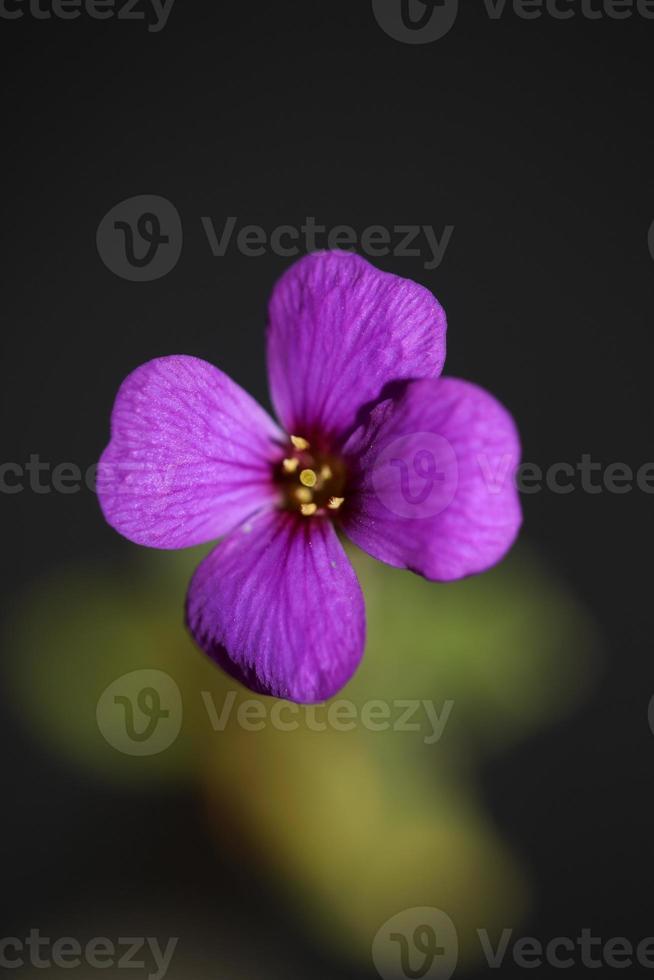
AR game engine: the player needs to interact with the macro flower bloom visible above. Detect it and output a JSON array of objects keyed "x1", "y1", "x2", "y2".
[{"x1": 98, "y1": 251, "x2": 521, "y2": 703}]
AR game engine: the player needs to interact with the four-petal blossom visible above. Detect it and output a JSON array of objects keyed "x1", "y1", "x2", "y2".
[{"x1": 98, "y1": 251, "x2": 522, "y2": 703}]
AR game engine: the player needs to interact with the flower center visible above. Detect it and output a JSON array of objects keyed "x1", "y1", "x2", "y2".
[{"x1": 275, "y1": 435, "x2": 347, "y2": 518}]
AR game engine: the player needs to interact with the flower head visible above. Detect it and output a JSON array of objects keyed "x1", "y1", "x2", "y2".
[{"x1": 98, "y1": 251, "x2": 521, "y2": 703}]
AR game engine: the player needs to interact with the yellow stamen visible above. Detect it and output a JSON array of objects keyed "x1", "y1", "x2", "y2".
[
  {"x1": 300, "y1": 469, "x2": 317, "y2": 488},
  {"x1": 291, "y1": 435, "x2": 310, "y2": 451},
  {"x1": 320, "y1": 464, "x2": 333, "y2": 480},
  {"x1": 327, "y1": 496, "x2": 345, "y2": 511},
  {"x1": 300, "y1": 503, "x2": 318, "y2": 517},
  {"x1": 295, "y1": 487, "x2": 313, "y2": 504},
  {"x1": 282, "y1": 458, "x2": 299, "y2": 474}
]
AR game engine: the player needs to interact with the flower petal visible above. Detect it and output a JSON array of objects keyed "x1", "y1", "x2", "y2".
[
  {"x1": 342, "y1": 378, "x2": 522, "y2": 581},
  {"x1": 186, "y1": 509, "x2": 366, "y2": 703},
  {"x1": 267, "y1": 251, "x2": 447, "y2": 447},
  {"x1": 98, "y1": 356, "x2": 283, "y2": 549}
]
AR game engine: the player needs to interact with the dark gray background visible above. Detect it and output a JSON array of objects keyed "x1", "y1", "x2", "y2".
[{"x1": 1, "y1": 2, "x2": 653, "y2": 977}]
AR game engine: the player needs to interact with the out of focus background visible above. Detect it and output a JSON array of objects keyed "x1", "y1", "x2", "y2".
[{"x1": 1, "y1": 4, "x2": 653, "y2": 979}]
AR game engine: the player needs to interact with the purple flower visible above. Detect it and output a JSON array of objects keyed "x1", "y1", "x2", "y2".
[{"x1": 98, "y1": 251, "x2": 521, "y2": 703}]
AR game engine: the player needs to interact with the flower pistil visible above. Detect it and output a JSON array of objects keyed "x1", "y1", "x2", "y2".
[{"x1": 276, "y1": 436, "x2": 347, "y2": 517}]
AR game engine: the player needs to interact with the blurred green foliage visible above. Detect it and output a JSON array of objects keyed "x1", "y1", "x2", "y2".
[{"x1": 5, "y1": 540, "x2": 599, "y2": 969}]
